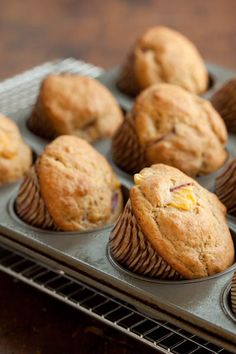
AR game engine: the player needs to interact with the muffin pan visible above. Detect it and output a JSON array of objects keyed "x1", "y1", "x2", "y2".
[{"x1": 0, "y1": 58, "x2": 236, "y2": 351}]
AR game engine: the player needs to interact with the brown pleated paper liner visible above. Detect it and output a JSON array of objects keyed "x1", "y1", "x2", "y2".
[
  {"x1": 116, "y1": 53, "x2": 140, "y2": 97},
  {"x1": 109, "y1": 200, "x2": 182, "y2": 280},
  {"x1": 215, "y1": 159, "x2": 236, "y2": 216},
  {"x1": 27, "y1": 100, "x2": 57, "y2": 140},
  {"x1": 15, "y1": 164, "x2": 59, "y2": 230},
  {"x1": 231, "y1": 271, "x2": 236, "y2": 315},
  {"x1": 111, "y1": 115, "x2": 147, "y2": 175},
  {"x1": 211, "y1": 79, "x2": 236, "y2": 134}
]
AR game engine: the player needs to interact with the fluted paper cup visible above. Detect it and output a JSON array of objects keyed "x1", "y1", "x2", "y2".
[
  {"x1": 211, "y1": 79, "x2": 236, "y2": 133},
  {"x1": 215, "y1": 159, "x2": 236, "y2": 216},
  {"x1": 15, "y1": 163, "x2": 59, "y2": 230},
  {"x1": 27, "y1": 101, "x2": 57, "y2": 139},
  {"x1": 109, "y1": 200, "x2": 182, "y2": 280},
  {"x1": 112, "y1": 115, "x2": 147, "y2": 175},
  {"x1": 231, "y1": 271, "x2": 236, "y2": 315},
  {"x1": 117, "y1": 53, "x2": 140, "y2": 97}
]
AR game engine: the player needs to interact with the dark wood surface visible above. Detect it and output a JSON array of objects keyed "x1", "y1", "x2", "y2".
[{"x1": 0, "y1": 1, "x2": 236, "y2": 353}]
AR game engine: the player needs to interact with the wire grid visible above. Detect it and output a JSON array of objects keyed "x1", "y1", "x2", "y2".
[{"x1": 0, "y1": 242, "x2": 231, "y2": 354}]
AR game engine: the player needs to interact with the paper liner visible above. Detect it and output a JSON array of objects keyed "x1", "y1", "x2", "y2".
[
  {"x1": 27, "y1": 101, "x2": 57, "y2": 139},
  {"x1": 112, "y1": 115, "x2": 147, "y2": 175},
  {"x1": 211, "y1": 79, "x2": 236, "y2": 133},
  {"x1": 116, "y1": 53, "x2": 140, "y2": 97},
  {"x1": 215, "y1": 159, "x2": 236, "y2": 216},
  {"x1": 109, "y1": 200, "x2": 182, "y2": 280},
  {"x1": 231, "y1": 271, "x2": 236, "y2": 315},
  {"x1": 15, "y1": 164, "x2": 59, "y2": 230}
]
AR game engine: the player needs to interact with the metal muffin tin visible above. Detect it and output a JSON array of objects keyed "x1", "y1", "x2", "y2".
[{"x1": 0, "y1": 58, "x2": 236, "y2": 352}]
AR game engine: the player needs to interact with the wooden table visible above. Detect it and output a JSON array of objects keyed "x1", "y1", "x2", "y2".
[{"x1": 0, "y1": 1, "x2": 236, "y2": 353}]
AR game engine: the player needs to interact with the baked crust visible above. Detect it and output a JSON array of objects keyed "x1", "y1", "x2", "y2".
[
  {"x1": 37, "y1": 136, "x2": 122, "y2": 231},
  {"x1": 0, "y1": 114, "x2": 32, "y2": 185},
  {"x1": 117, "y1": 26, "x2": 208, "y2": 96},
  {"x1": 28, "y1": 74, "x2": 124, "y2": 142},
  {"x1": 132, "y1": 84, "x2": 227, "y2": 176},
  {"x1": 130, "y1": 164, "x2": 234, "y2": 279}
]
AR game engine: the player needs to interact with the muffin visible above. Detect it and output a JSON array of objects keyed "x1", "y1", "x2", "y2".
[
  {"x1": 211, "y1": 78, "x2": 236, "y2": 133},
  {"x1": 117, "y1": 26, "x2": 208, "y2": 97},
  {"x1": 0, "y1": 114, "x2": 32, "y2": 186},
  {"x1": 231, "y1": 271, "x2": 236, "y2": 315},
  {"x1": 15, "y1": 136, "x2": 123, "y2": 231},
  {"x1": 112, "y1": 84, "x2": 228, "y2": 176},
  {"x1": 109, "y1": 164, "x2": 234, "y2": 280},
  {"x1": 28, "y1": 74, "x2": 124, "y2": 142},
  {"x1": 215, "y1": 158, "x2": 236, "y2": 216}
]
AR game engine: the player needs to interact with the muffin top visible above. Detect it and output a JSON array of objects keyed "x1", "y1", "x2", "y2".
[
  {"x1": 119, "y1": 26, "x2": 208, "y2": 95},
  {"x1": 32, "y1": 74, "x2": 123, "y2": 142},
  {"x1": 0, "y1": 115, "x2": 32, "y2": 185},
  {"x1": 130, "y1": 164, "x2": 234, "y2": 279},
  {"x1": 37, "y1": 136, "x2": 120, "y2": 231},
  {"x1": 132, "y1": 83, "x2": 227, "y2": 176}
]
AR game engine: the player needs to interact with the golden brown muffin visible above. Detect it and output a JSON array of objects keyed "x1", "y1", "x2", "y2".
[
  {"x1": 28, "y1": 74, "x2": 124, "y2": 142},
  {"x1": 231, "y1": 271, "x2": 236, "y2": 315},
  {"x1": 112, "y1": 84, "x2": 228, "y2": 176},
  {"x1": 117, "y1": 26, "x2": 208, "y2": 97},
  {"x1": 15, "y1": 136, "x2": 123, "y2": 231},
  {"x1": 211, "y1": 78, "x2": 236, "y2": 133},
  {"x1": 0, "y1": 114, "x2": 32, "y2": 186},
  {"x1": 109, "y1": 164, "x2": 234, "y2": 280},
  {"x1": 215, "y1": 158, "x2": 236, "y2": 216}
]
